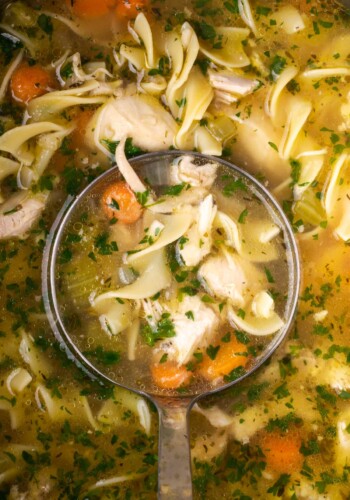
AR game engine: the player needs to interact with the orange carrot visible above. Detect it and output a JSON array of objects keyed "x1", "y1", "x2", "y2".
[
  {"x1": 101, "y1": 181, "x2": 142, "y2": 224},
  {"x1": 197, "y1": 337, "x2": 249, "y2": 381},
  {"x1": 151, "y1": 362, "x2": 192, "y2": 390},
  {"x1": 260, "y1": 431, "x2": 303, "y2": 474},
  {"x1": 115, "y1": 0, "x2": 148, "y2": 19},
  {"x1": 10, "y1": 64, "x2": 56, "y2": 104},
  {"x1": 70, "y1": 109, "x2": 95, "y2": 148},
  {"x1": 297, "y1": 0, "x2": 313, "y2": 13},
  {"x1": 66, "y1": 0, "x2": 115, "y2": 18}
]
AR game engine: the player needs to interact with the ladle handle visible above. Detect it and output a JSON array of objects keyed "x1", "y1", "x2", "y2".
[{"x1": 156, "y1": 399, "x2": 192, "y2": 499}]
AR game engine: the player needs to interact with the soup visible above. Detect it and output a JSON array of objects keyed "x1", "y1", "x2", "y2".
[
  {"x1": 0, "y1": 0, "x2": 349, "y2": 498},
  {"x1": 54, "y1": 153, "x2": 292, "y2": 396}
]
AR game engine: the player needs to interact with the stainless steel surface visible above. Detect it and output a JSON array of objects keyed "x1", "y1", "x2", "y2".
[{"x1": 42, "y1": 151, "x2": 301, "y2": 499}]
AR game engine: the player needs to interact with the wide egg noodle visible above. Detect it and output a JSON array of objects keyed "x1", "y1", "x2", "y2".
[
  {"x1": 97, "y1": 388, "x2": 151, "y2": 435},
  {"x1": 93, "y1": 248, "x2": 171, "y2": 302},
  {"x1": 119, "y1": 44, "x2": 146, "y2": 71},
  {"x1": 175, "y1": 66, "x2": 214, "y2": 150},
  {"x1": 0, "y1": 48, "x2": 24, "y2": 102},
  {"x1": 227, "y1": 303, "x2": 285, "y2": 336},
  {"x1": 228, "y1": 110, "x2": 291, "y2": 187},
  {"x1": 127, "y1": 212, "x2": 193, "y2": 263},
  {"x1": 119, "y1": 14, "x2": 158, "y2": 70},
  {"x1": 27, "y1": 81, "x2": 108, "y2": 122},
  {"x1": 93, "y1": 298, "x2": 133, "y2": 336},
  {"x1": 278, "y1": 96, "x2": 312, "y2": 159},
  {"x1": 324, "y1": 153, "x2": 350, "y2": 241},
  {"x1": 265, "y1": 66, "x2": 299, "y2": 122},
  {"x1": 271, "y1": 5, "x2": 306, "y2": 34},
  {"x1": 238, "y1": 0, "x2": 257, "y2": 35},
  {"x1": 0, "y1": 122, "x2": 68, "y2": 165},
  {"x1": 199, "y1": 27, "x2": 251, "y2": 68},
  {"x1": 165, "y1": 22, "x2": 199, "y2": 118},
  {"x1": 214, "y1": 210, "x2": 280, "y2": 262},
  {"x1": 133, "y1": 13, "x2": 157, "y2": 69},
  {"x1": 6, "y1": 368, "x2": 32, "y2": 395},
  {"x1": 0, "y1": 157, "x2": 20, "y2": 183},
  {"x1": 34, "y1": 384, "x2": 100, "y2": 430},
  {"x1": 31, "y1": 126, "x2": 75, "y2": 181},
  {"x1": 18, "y1": 331, "x2": 53, "y2": 379},
  {"x1": 194, "y1": 126, "x2": 222, "y2": 156}
]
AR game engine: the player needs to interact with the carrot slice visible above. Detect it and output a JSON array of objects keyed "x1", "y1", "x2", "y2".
[
  {"x1": 70, "y1": 109, "x2": 95, "y2": 148},
  {"x1": 115, "y1": 0, "x2": 148, "y2": 19},
  {"x1": 259, "y1": 431, "x2": 303, "y2": 473},
  {"x1": 10, "y1": 64, "x2": 56, "y2": 104},
  {"x1": 151, "y1": 362, "x2": 192, "y2": 390},
  {"x1": 101, "y1": 181, "x2": 142, "y2": 224},
  {"x1": 197, "y1": 337, "x2": 249, "y2": 381},
  {"x1": 67, "y1": 0, "x2": 115, "y2": 18},
  {"x1": 297, "y1": 0, "x2": 313, "y2": 13}
]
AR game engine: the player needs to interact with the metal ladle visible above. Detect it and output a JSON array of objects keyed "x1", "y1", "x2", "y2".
[{"x1": 42, "y1": 151, "x2": 300, "y2": 499}]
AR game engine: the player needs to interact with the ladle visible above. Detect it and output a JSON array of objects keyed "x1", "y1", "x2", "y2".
[{"x1": 42, "y1": 151, "x2": 300, "y2": 499}]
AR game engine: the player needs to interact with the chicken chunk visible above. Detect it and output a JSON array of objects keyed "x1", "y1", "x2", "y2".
[
  {"x1": 198, "y1": 253, "x2": 261, "y2": 307},
  {"x1": 170, "y1": 155, "x2": 218, "y2": 188},
  {"x1": 0, "y1": 194, "x2": 45, "y2": 240},
  {"x1": 208, "y1": 69, "x2": 260, "y2": 96},
  {"x1": 89, "y1": 93, "x2": 178, "y2": 153},
  {"x1": 158, "y1": 296, "x2": 219, "y2": 365},
  {"x1": 176, "y1": 194, "x2": 217, "y2": 267}
]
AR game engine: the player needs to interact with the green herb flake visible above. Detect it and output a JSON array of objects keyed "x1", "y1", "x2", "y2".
[
  {"x1": 201, "y1": 294, "x2": 215, "y2": 303},
  {"x1": 234, "y1": 330, "x2": 250, "y2": 345},
  {"x1": 222, "y1": 176, "x2": 247, "y2": 197},
  {"x1": 185, "y1": 310, "x2": 194, "y2": 320},
  {"x1": 267, "y1": 474, "x2": 291, "y2": 496},
  {"x1": 83, "y1": 346, "x2": 120, "y2": 366},
  {"x1": 164, "y1": 183, "x2": 188, "y2": 196},
  {"x1": 221, "y1": 332, "x2": 231, "y2": 343},
  {"x1": 268, "y1": 141, "x2": 279, "y2": 152},
  {"x1": 269, "y1": 55, "x2": 287, "y2": 80},
  {"x1": 135, "y1": 190, "x2": 150, "y2": 207},
  {"x1": 223, "y1": 365, "x2": 246, "y2": 382},
  {"x1": 256, "y1": 5, "x2": 272, "y2": 16},
  {"x1": 224, "y1": 0, "x2": 239, "y2": 13},
  {"x1": 206, "y1": 344, "x2": 220, "y2": 360},
  {"x1": 159, "y1": 353, "x2": 168, "y2": 364},
  {"x1": 264, "y1": 266, "x2": 275, "y2": 283},
  {"x1": 193, "y1": 352, "x2": 203, "y2": 362},
  {"x1": 37, "y1": 14, "x2": 53, "y2": 36},
  {"x1": 273, "y1": 382, "x2": 290, "y2": 399},
  {"x1": 108, "y1": 198, "x2": 120, "y2": 210},
  {"x1": 300, "y1": 439, "x2": 320, "y2": 456},
  {"x1": 238, "y1": 208, "x2": 248, "y2": 224}
]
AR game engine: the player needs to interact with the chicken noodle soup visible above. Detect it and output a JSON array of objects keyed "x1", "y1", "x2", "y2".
[
  {"x1": 0, "y1": 0, "x2": 350, "y2": 497},
  {"x1": 52, "y1": 153, "x2": 293, "y2": 396}
]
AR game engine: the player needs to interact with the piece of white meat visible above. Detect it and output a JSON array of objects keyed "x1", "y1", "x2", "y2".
[
  {"x1": 0, "y1": 193, "x2": 45, "y2": 240},
  {"x1": 169, "y1": 155, "x2": 218, "y2": 188},
  {"x1": 157, "y1": 295, "x2": 219, "y2": 365}
]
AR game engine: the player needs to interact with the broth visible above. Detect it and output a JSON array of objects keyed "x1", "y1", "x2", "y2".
[{"x1": 0, "y1": 0, "x2": 349, "y2": 498}]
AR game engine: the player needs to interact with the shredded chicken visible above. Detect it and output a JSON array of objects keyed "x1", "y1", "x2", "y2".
[
  {"x1": 93, "y1": 93, "x2": 178, "y2": 153},
  {"x1": 208, "y1": 69, "x2": 260, "y2": 96},
  {"x1": 198, "y1": 252, "x2": 248, "y2": 307},
  {"x1": 170, "y1": 155, "x2": 218, "y2": 188},
  {"x1": 0, "y1": 194, "x2": 45, "y2": 240},
  {"x1": 176, "y1": 194, "x2": 216, "y2": 267},
  {"x1": 158, "y1": 296, "x2": 219, "y2": 365}
]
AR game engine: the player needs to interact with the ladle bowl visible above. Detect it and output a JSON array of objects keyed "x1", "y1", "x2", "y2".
[{"x1": 42, "y1": 151, "x2": 300, "y2": 499}]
